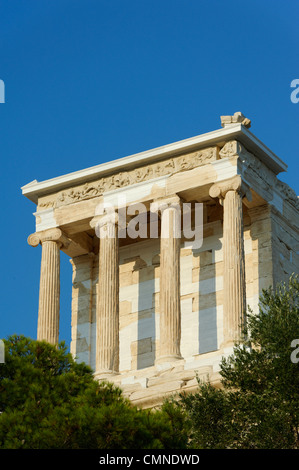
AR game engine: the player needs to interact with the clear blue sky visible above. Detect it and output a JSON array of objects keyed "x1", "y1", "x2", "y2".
[{"x1": 0, "y1": 0, "x2": 298, "y2": 348}]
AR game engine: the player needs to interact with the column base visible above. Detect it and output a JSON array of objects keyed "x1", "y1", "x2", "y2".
[
  {"x1": 94, "y1": 369, "x2": 119, "y2": 381},
  {"x1": 155, "y1": 354, "x2": 183, "y2": 366}
]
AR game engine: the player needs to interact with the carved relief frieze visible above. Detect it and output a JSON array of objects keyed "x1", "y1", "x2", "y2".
[
  {"x1": 239, "y1": 145, "x2": 299, "y2": 210},
  {"x1": 38, "y1": 200, "x2": 55, "y2": 209},
  {"x1": 276, "y1": 180, "x2": 299, "y2": 209},
  {"x1": 37, "y1": 147, "x2": 219, "y2": 209},
  {"x1": 219, "y1": 140, "x2": 241, "y2": 159},
  {"x1": 36, "y1": 141, "x2": 298, "y2": 212}
]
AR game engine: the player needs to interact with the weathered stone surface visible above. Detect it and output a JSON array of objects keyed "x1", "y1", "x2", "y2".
[
  {"x1": 131, "y1": 337, "x2": 152, "y2": 356},
  {"x1": 156, "y1": 195, "x2": 182, "y2": 363},
  {"x1": 90, "y1": 215, "x2": 119, "y2": 377},
  {"x1": 209, "y1": 176, "x2": 247, "y2": 347},
  {"x1": 37, "y1": 239, "x2": 61, "y2": 344}
]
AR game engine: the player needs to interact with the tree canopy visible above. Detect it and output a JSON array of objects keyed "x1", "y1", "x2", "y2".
[
  {"x1": 166, "y1": 275, "x2": 299, "y2": 449},
  {"x1": 0, "y1": 335, "x2": 187, "y2": 449},
  {"x1": 1, "y1": 275, "x2": 298, "y2": 449}
]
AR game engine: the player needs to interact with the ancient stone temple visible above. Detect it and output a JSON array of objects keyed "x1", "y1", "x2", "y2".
[{"x1": 22, "y1": 112, "x2": 299, "y2": 408}]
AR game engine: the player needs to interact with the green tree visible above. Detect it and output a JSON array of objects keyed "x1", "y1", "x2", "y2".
[
  {"x1": 168, "y1": 275, "x2": 299, "y2": 449},
  {"x1": 0, "y1": 335, "x2": 187, "y2": 449}
]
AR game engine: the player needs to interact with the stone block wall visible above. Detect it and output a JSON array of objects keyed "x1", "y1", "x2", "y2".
[
  {"x1": 69, "y1": 197, "x2": 297, "y2": 410},
  {"x1": 271, "y1": 206, "x2": 299, "y2": 285},
  {"x1": 70, "y1": 254, "x2": 94, "y2": 364},
  {"x1": 70, "y1": 213, "x2": 264, "y2": 373}
]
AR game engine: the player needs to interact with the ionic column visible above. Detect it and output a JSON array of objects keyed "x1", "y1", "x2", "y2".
[
  {"x1": 90, "y1": 212, "x2": 119, "y2": 377},
  {"x1": 209, "y1": 175, "x2": 251, "y2": 347},
  {"x1": 154, "y1": 195, "x2": 182, "y2": 363},
  {"x1": 28, "y1": 228, "x2": 69, "y2": 345}
]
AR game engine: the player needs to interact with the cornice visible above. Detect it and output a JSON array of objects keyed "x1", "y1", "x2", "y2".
[{"x1": 21, "y1": 124, "x2": 287, "y2": 204}]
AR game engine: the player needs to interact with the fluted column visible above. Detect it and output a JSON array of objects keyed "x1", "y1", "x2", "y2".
[
  {"x1": 209, "y1": 175, "x2": 251, "y2": 347},
  {"x1": 28, "y1": 228, "x2": 69, "y2": 345},
  {"x1": 155, "y1": 195, "x2": 182, "y2": 364},
  {"x1": 90, "y1": 212, "x2": 119, "y2": 377}
]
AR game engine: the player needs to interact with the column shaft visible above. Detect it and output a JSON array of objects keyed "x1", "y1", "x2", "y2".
[
  {"x1": 37, "y1": 240, "x2": 61, "y2": 344},
  {"x1": 157, "y1": 200, "x2": 182, "y2": 363},
  {"x1": 222, "y1": 189, "x2": 246, "y2": 345},
  {"x1": 96, "y1": 219, "x2": 119, "y2": 375}
]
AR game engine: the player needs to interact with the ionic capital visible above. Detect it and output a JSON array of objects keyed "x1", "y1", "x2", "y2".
[
  {"x1": 151, "y1": 195, "x2": 182, "y2": 217},
  {"x1": 28, "y1": 228, "x2": 70, "y2": 249},
  {"x1": 90, "y1": 211, "x2": 119, "y2": 230},
  {"x1": 209, "y1": 175, "x2": 251, "y2": 202}
]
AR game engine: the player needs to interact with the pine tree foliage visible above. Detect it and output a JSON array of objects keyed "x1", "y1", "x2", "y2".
[{"x1": 0, "y1": 336, "x2": 187, "y2": 449}]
